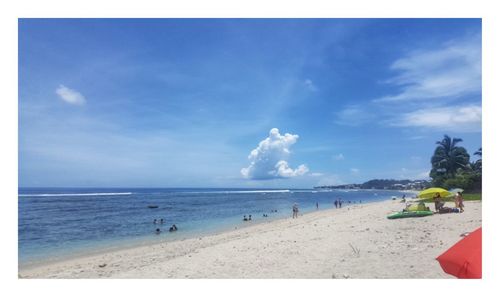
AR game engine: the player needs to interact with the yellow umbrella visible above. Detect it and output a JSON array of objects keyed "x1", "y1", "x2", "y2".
[{"x1": 418, "y1": 187, "x2": 453, "y2": 199}]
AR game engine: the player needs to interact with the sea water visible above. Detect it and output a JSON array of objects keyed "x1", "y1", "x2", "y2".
[{"x1": 18, "y1": 188, "x2": 410, "y2": 266}]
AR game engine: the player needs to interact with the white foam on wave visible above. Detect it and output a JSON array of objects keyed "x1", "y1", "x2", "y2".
[
  {"x1": 19, "y1": 192, "x2": 133, "y2": 197},
  {"x1": 226, "y1": 190, "x2": 291, "y2": 194},
  {"x1": 181, "y1": 189, "x2": 292, "y2": 194}
]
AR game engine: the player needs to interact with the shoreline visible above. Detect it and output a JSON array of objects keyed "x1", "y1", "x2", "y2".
[
  {"x1": 19, "y1": 193, "x2": 402, "y2": 269},
  {"x1": 19, "y1": 199, "x2": 481, "y2": 278}
]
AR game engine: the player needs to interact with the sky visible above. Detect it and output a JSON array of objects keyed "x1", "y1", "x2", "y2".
[{"x1": 18, "y1": 19, "x2": 482, "y2": 188}]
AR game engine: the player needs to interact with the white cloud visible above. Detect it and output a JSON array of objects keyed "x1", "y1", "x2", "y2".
[
  {"x1": 391, "y1": 104, "x2": 482, "y2": 132},
  {"x1": 241, "y1": 128, "x2": 309, "y2": 179},
  {"x1": 333, "y1": 153, "x2": 345, "y2": 161},
  {"x1": 350, "y1": 168, "x2": 360, "y2": 175},
  {"x1": 304, "y1": 79, "x2": 318, "y2": 92},
  {"x1": 375, "y1": 36, "x2": 481, "y2": 103},
  {"x1": 56, "y1": 85, "x2": 86, "y2": 105}
]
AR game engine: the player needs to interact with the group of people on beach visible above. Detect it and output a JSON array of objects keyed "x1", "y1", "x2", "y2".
[
  {"x1": 334, "y1": 199, "x2": 342, "y2": 208},
  {"x1": 432, "y1": 192, "x2": 464, "y2": 213},
  {"x1": 243, "y1": 214, "x2": 252, "y2": 221}
]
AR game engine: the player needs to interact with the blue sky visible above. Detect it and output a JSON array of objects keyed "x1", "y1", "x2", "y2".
[{"x1": 18, "y1": 19, "x2": 482, "y2": 188}]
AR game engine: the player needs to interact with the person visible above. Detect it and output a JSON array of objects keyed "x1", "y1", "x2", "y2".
[
  {"x1": 155, "y1": 228, "x2": 161, "y2": 234},
  {"x1": 249, "y1": 214, "x2": 252, "y2": 221},
  {"x1": 339, "y1": 199, "x2": 342, "y2": 208},
  {"x1": 316, "y1": 202, "x2": 319, "y2": 210},
  {"x1": 455, "y1": 192, "x2": 465, "y2": 212},
  {"x1": 243, "y1": 215, "x2": 248, "y2": 221},
  {"x1": 433, "y1": 193, "x2": 444, "y2": 212},
  {"x1": 153, "y1": 219, "x2": 157, "y2": 224},
  {"x1": 160, "y1": 218, "x2": 164, "y2": 224},
  {"x1": 169, "y1": 224, "x2": 178, "y2": 232},
  {"x1": 292, "y1": 204, "x2": 298, "y2": 218},
  {"x1": 334, "y1": 200, "x2": 338, "y2": 208}
]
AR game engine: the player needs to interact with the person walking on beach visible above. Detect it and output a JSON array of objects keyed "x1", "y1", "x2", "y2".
[{"x1": 339, "y1": 199, "x2": 343, "y2": 208}]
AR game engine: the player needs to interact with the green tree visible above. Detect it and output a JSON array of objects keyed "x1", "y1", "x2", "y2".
[{"x1": 430, "y1": 135, "x2": 470, "y2": 186}]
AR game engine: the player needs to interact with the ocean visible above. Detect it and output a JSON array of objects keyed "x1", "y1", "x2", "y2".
[{"x1": 18, "y1": 187, "x2": 410, "y2": 266}]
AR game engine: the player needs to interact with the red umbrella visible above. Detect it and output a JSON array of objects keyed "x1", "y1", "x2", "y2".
[{"x1": 436, "y1": 227, "x2": 482, "y2": 279}]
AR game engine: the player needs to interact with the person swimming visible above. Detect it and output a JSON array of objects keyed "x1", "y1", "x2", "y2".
[
  {"x1": 169, "y1": 224, "x2": 178, "y2": 232},
  {"x1": 155, "y1": 228, "x2": 161, "y2": 234}
]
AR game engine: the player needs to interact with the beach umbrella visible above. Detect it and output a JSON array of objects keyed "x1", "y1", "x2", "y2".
[
  {"x1": 418, "y1": 187, "x2": 452, "y2": 199},
  {"x1": 436, "y1": 227, "x2": 482, "y2": 279},
  {"x1": 449, "y1": 188, "x2": 464, "y2": 194}
]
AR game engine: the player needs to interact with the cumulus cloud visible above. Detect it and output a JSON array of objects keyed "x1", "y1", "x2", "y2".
[
  {"x1": 241, "y1": 128, "x2": 309, "y2": 179},
  {"x1": 390, "y1": 104, "x2": 482, "y2": 132},
  {"x1": 56, "y1": 85, "x2": 86, "y2": 105},
  {"x1": 375, "y1": 36, "x2": 481, "y2": 102}
]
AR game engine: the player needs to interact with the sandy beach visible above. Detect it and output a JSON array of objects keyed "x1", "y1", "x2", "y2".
[{"x1": 19, "y1": 199, "x2": 482, "y2": 279}]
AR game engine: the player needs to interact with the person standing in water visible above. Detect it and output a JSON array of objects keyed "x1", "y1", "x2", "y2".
[
  {"x1": 292, "y1": 204, "x2": 299, "y2": 218},
  {"x1": 316, "y1": 202, "x2": 319, "y2": 210}
]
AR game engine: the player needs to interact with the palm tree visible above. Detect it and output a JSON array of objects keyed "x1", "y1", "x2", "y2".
[
  {"x1": 430, "y1": 135, "x2": 470, "y2": 178},
  {"x1": 473, "y1": 147, "x2": 482, "y2": 172},
  {"x1": 474, "y1": 147, "x2": 482, "y2": 157}
]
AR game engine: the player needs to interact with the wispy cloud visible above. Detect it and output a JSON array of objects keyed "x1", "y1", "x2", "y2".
[
  {"x1": 333, "y1": 153, "x2": 345, "y2": 161},
  {"x1": 334, "y1": 105, "x2": 375, "y2": 126},
  {"x1": 241, "y1": 128, "x2": 309, "y2": 180},
  {"x1": 309, "y1": 172, "x2": 324, "y2": 177},
  {"x1": 390, "y1": 104, "x2": 482, "y2": 132},
  {"x1": 374, "y1": 35, "x2": 481, "y2": 103},
  {"x1": 56, "y1": 85, "x2": 86, "y2": 105},
  {"x1": 350, "y1": 168, "x2": 360, "y2": 175},
  {"x1": 304, "y1": 79, "x2": 318, "y2": 92},
  {"x1": 316, "y1": 174, "x2": 343, "y2": 186}
]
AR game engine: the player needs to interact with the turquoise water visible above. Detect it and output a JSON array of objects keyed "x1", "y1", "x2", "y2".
[{"x1": 18, "y1": 187, "x2": 408, "y2": 265}]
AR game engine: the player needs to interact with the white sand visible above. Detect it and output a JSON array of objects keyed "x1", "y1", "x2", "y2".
[{"x1": 19, "y1": 199, "x2": 482, "y2": 279}]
